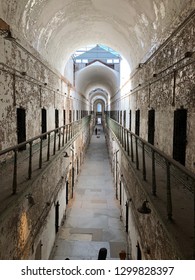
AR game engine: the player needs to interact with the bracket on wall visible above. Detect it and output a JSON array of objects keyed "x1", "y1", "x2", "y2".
[
  {"x1": 64, "y1": 152, "x2": 69, "y2": 158},
  {"x1": 137, "y1": 200, "x2": 151, "y2": 214}
]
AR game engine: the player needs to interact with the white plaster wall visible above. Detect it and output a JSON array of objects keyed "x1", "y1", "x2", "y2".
[
  {"x1": 64, "y1": 58, "x2": 74, "y2": 85},
  {"x1": 29, "y1": 177, "x2": 67, "y2": 260}
]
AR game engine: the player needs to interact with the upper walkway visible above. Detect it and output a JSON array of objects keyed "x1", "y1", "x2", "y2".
[{"x1": 50, "y1": 125, "x2": 127, "y2": 260}]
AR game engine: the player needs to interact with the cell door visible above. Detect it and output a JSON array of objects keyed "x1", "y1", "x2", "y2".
[
  {"x1": 135, "y1": 109, "x2": 140, "y2": 136},
  {"x1": 17, "y1": 108, "x2": 26, "y2": 150},
  {"x1": 76, "y1": 110, "x2": 79, "y2": 121},
  {"x1": 123, "y1": 110, "x2": 126, "y2": 128},
  {"x1": 77, "y1": 158, "x2": 79, "y2": 175},
  {"x1": 63, "y1": 110, "x2": 66, "y2": 126},
  {"x1": 129, "y1": 110, "x2": 132, "y2": 131},
  {"x1": 173, "y1": 109, "x2": 187, "y2": 165},
  {"x1": 119, "y1": 181, "x2": 122, "y2": 205},
  {"x1": 148, "y1": 109, "x2": 155, "y2": 145},
  {"x1": 55, "y1": 109, "x2": 59, "y2": 128},
  {"x1": 41, "y1": 108, "x2": 47, "y2": 139},
  {"x1": 72, "y1": 167, "x2": 74, "y2": 198},
  {"x1": 125, "y1": 200, "x2": 129, "y2": 233},
  {"x1": 73, "y1": 110, "x2": 75, "y2": 122},
  {"x1": 66, "y1": 181, "x2": 69, "y2": 205},
  {"x1": 120, "y1": 111, "x2": 122, "y2": 125},
  {"x1": 69, "y1": 110, "x2": 72, "y2": 123},
  {"x1": 55, "y1": 201, "x2": 60, "y2": 233},
  {"x1": 137, "y1": 242, "x2": 142, "y2": 260}
]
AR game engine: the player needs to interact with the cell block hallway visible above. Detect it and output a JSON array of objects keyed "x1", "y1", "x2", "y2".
[
  {"x1": 0, "y1": 0, "x2": 195, "y2": 260},
  {"x1": 50, "y1": 125, "x2": 127, "y2": 260}
]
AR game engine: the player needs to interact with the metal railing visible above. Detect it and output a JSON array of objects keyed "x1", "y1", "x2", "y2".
[
  {"x1": 0, "y1": 115, "x2": 91, "y2": 196},
  {"x1": 105, "y1": 115, "x2": 195, "y2": 258}
]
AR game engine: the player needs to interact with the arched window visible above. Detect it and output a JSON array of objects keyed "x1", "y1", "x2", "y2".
[{"x1": 97, "y1": 103, "x2": 102, "y2": 112}]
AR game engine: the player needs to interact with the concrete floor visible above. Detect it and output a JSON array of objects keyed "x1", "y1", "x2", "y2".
[{"x1": 50, "y1": 125, "x2": 127, "y2": 260}]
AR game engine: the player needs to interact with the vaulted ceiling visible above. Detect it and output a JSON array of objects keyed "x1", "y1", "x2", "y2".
[
  {"x1": 0, "y1": 0, "x2": 194, "y2": 103},
  {"x1": 1, "y1": 0, "x2": 193, "y2": 73}
]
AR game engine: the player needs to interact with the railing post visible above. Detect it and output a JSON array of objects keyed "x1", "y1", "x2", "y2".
[
  {"x1": 58, "y1": 128, "x2": 61, "y2": 151},
  {"x1": 28, "y1": 141, "x2": 32, "y2": 179},
  {"x1": 142, "y1": 142, "x2": 146, "y2": 181},
  {"x1": 166, "y1": 160, "x2": 172, "y2": 220},
  {"x1": 68, "y1": 125, "x2": 70, "y2": 141},
  {"x1": 127, "y1": 131, "x2": 130, "y2": 156},
  {"x1": 65, "y1": 125, "x2": 68, "y2": 143},
  {"x1": 12, "y1": 149, "x2": 17, "y2": 194},
  {"x1": 62, "y1": 126, "x2": 65, "y2": 146},
  {"x1": 39, "y1": 137, "x2": 43, "y2": 169},
  {"x1": 124, "y1": 129, "x2": 126, "y2": 151},
  {"x1": 130, "y1": 134, "x2": 134, "y2": 162},
  {"x1": 47, "y1": 133, "x2": 50, "y2": 161},
  {"x1": 70, "y1": 124, "x2": 72, "y2": 139},
  {"x1": 121, "y1": 126, "x2": 123, "y2": 146},
  {"x1": 152, "y1": 150, "x2": 156, "y2": 195},
  {"x1": 135, "y1": 137, "x2": 139, "y2": 170},
  {"x1": 53, "y1": 131, "x2": 56, "y2": 155}
]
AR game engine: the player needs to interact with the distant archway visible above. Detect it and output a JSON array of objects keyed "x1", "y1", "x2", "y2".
[
  {"x1": 97, "y1": 103, "x2": 102, "y2": 113},
  {"x1": 93, "y1": 99, "x2": 105, "y2": 125}
]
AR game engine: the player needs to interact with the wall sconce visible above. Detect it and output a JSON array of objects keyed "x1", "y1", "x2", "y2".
[
  {"x1": 137, "y1": 200, "x2": 151, "y2": 214},
  {"x1": 138, "y1": 63, "x2": 144, "y2": 68},
  {"x1": 4, "y1": 30, "x2": 15, "y2": 41},
  {"x1": 184, "y1": 51, "x2": 193, "y2": 58},
  {"x1": 64, "y1": 152, "x2": 69, "y2": 158},
  {"x1": 0, "y1": 19, "x2": 15, "y2": 41},
  {"x1": 25, "y1": 193, "x2": 35, "y2": 206}
]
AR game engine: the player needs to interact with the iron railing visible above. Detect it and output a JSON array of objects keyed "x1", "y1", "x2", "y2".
[
  {"x1": 105, "y1": 115, "x2": 195, "y2": 258},
  {"x1": 0, "y1": 115, "x2": 91, "y2": 196}
]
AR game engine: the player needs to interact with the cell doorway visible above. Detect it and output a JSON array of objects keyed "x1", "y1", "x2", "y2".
[
  {"x1": 148, "y1": 109, "x2": 155, "y2": 145},
  {"x1": 41, "y1": 108, "x2": 47, "y2": 139},
  {"x1": 173, "y1": 108, "x2": 187, "y2": 165},
  {"x1": 17, "y1": 108, "x2": 26, "y2": 150}
]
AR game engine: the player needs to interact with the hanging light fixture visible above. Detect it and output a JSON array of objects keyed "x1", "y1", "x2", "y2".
[
  {"x1": 137, "y1": 200, "x2": 151, "y2": 214},
  {"x1": 25, "y1": 193, "x2": 35, "y2": 206},
  {"x1": 4, "y1": 30, "x2": 15, "y2": 41},
  {"x1": 64, "y1": 151, "x2": 69, "y2": 158}
]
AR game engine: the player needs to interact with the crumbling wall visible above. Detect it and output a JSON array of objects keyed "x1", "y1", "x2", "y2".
[{"x1": 112, "y1": 14, "x2": 195, "y2": 172}]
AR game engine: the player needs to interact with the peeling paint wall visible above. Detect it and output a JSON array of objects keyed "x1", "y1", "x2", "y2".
[
  {"x1": 0, "y1": 35, "x2": 89, "y2": 154},
  {"x1": 0, "y1": 123, "x2": 92, "y2": 259},
  {"x1": 112, "y1": 13, "x2": 195, "y2": 172},
  {"x1": 107, "y1": 133, "x2": 185, "y2": 260}
]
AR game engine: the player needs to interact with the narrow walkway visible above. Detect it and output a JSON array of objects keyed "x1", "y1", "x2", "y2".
[{"x1": 50, "y1": 125, "x2": 127, "y2": 260}]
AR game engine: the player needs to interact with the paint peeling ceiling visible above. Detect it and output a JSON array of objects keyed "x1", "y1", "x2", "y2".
[{"x1": 0, "y1": 0, "x2": 194, "y2": 99}]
